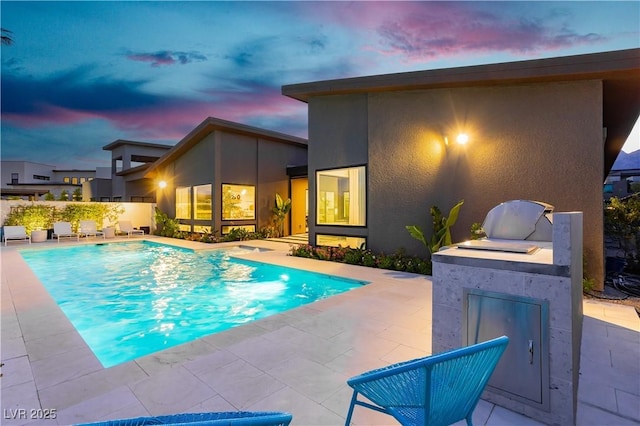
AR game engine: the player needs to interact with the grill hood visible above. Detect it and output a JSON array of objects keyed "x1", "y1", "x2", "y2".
[{"x1": 481, "y1": 200, "x2": 554, "y2": 241}]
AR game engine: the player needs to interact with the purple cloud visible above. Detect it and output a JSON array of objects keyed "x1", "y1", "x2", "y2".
[
  {"x1": 375, "y1": 3, "x2": 607, "y2": 60},
  {"x1": 126, "y1": 50, "x2": 207, "y2": 66}
]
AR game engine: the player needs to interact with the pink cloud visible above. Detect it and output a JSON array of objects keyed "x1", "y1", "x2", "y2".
[
  {"x1": 1, "y1": 104, "x2": 100, "y2": 127},
  {"x1": 302, "y1": 2, "x2": 606, "y2": 62}
]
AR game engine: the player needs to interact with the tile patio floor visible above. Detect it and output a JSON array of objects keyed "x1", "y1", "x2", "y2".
[{"x1": 1, "y1": 237, "x2": 638, "y2": 425}]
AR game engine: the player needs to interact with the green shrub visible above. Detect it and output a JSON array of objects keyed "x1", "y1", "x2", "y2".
[
  {"x1": 289, "y1": 244, "x2": 315, "y2": 258},
  {"x1": 59, "y1": 203, "x2": 123, "y2": 231},
  {"x1": 154, "y1": 208, "x2": 181, "y2": 238},
  {"x1": 4, "y1": 204, "x2": 57, "y2": 234},
  {"x1": 288, "y1": 244, "x2": 432, "y2": 276},
  {"x1": 604, "y1": 195, "x2": 640, "y2": 273},
  {"x1": 4, "y1": 202, "x2": 123, "y2": 234}
]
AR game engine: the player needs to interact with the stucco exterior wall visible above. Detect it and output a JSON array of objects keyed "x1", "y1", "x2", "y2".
[
  {"x1": 308, "y1": 94, "x2": 369, "y2": 243},
  {"x1": 155, "y1": 130, "x2": 307, "y2": 236},
  {"x1": 308, "y1": 80, "x2": 605, "y2": 284}
]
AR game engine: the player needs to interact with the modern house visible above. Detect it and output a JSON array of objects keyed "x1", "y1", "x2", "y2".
[
  {"x1": 0, "y1": 160, "x2": 101, "y2": 200},
  {"x1": 145, "y1": 117, "x2": 308, "y2": 236},
  {"x1": 604, "y1": 149, "x2": 640, "y2": 199},
  {"x1": 282, "y1": 48, "x2": 640, "y2": 286},
  {"x1": 93, "y1": 140, "x2": 174, "y2": 202}
]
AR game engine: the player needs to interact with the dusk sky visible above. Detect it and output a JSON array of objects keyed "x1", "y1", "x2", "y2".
[{"x1": 1, "y1": 1, "x2": 639, "y2": 169}]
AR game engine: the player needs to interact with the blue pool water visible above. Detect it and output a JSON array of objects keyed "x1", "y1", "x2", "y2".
[{"x1": 19, "y1": 241, "x2": 366, "y2": 368}]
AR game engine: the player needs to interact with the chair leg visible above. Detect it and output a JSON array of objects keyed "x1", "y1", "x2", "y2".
[
  {"x1": 345, "y1": 390, "x2": 359, "y2": 426},
  {"x1": 466, "y1": 413, "x2": 474, "y2": 426}
]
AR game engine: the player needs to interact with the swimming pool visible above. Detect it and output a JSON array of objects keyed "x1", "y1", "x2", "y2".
[{"x1": 19, "y1": 241, "x2": 366, "y2": 368}]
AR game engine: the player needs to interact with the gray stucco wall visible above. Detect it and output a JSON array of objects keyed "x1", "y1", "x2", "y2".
[
  {"x1": 156, "y1": 130, "x2": 307, "y2": 236},
  {"x1": 308, "y1": 94, "x2": 369, "y2": 242},
  {"x1": 308, "y1": 80, "x2": 605, "y2": 284}
]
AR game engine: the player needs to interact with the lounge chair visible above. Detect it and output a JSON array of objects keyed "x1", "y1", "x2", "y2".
[
  {"x1": 53, "y1": 221, "x2": 79, "y2": 243},
  {"x1": 118, "y1": 220, "x2": 144, "y2": 237},
  {"x1": 75, "y1": 411, "x2": 293, "y2": 425},
  {"x1": 3, "y1": 226, "x2": 31, "y2": 246},
  {"x1": 345, "y1": 335, "x2": 509, "y2": 426},
  {"x1": 79, "y1": 220, "x2": 105, "y2": 239}
]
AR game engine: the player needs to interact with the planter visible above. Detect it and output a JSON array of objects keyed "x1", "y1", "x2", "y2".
[
  {"x1": 31, "y1": 230, "x2": 48, "y2": 243},
  {"x1": 103, "y1": 227, "x2": 116, "y2": 239}
]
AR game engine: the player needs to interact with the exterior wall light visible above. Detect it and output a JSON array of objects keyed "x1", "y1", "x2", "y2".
[
  {"x1": 158, "y1": 180, "x2": 167, "y2": 189},
  {"x1": 456, "y1": 133, "x2": 469, "y2": 145},
  {"x1": 444, "y1": 133, "x2": 470, "y2": 147}
]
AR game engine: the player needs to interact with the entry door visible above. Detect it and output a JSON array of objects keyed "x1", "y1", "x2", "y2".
[{"x1": 290, "y1": 178, "x2": 308, "y2": 235}]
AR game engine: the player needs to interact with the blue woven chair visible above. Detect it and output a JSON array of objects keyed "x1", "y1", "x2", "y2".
[
  {"x1": 77, "y1": 411, "x2": 292, "y2": 426},
  {"x1": 345, "y1": 336, "x2": 509, "y2": 426}
]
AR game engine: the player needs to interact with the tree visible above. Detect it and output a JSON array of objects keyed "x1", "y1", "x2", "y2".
[
  {"x1": 1, "y1": 28, "x2": 13, "y2": 46},
  {"x1": 72, "y1": 188, "x2": 83, "y2": 201}
]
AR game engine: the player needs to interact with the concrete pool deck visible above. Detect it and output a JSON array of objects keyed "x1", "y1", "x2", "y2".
[{"x1": 1, "y1": 236, "x2": 638, "y2": 425}]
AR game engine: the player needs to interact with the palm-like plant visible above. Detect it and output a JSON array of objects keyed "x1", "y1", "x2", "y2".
[
  {"x1": 406, "y1": 200, "x2": 464, "y2": 255},
  {"x1": 272, "y1": 193, "x2": 292, "y2": 237}
]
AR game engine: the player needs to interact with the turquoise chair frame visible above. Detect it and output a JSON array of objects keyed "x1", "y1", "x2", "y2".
[
  {"x1": 345, "y1": 336, "x2": 509, "y2": 426},
  {"x1": 77, "y1": 411, "x2": 292, "y2": 426}
]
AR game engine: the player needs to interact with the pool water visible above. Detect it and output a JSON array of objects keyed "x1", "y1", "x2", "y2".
[{"x1": 19, "y1": 241, "x2": 366, "y2": 368}]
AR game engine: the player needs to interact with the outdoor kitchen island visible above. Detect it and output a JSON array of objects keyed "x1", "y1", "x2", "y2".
[{"x1": 432, "y1": 209, "x2": 584, "y2": 426}]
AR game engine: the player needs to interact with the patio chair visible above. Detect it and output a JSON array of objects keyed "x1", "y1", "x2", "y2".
[
  {"x1": 345, "y1": 335, "x2": 509, "y2": 426},
  {"x1": 79, "y1": 220, "x2": 105, "y2": 239},
  {"x1": 75, "y1": 411, "x2": 293, "y2": 426},
  {"x1": 3, "y1": 225, "x2": 31, "y2": 246},
  {"x1": 53, "y1": 221, "x2": 79, "y2": 243},
  {"x1": 118, "y1": 220, "x2": 144, "y2": 237}
]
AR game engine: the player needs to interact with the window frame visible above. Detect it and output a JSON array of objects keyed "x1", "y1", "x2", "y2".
[
  {"x1": 315, "y1": 165, "x2": 367, "y2": 227},
  {"x1": 221, "y1": 183, "x2": 256, "y2": 221},
  {"x1": 175, "y1": 186, "x2": 192, "y2": 220},
  {"x1": 193, "y1": 184, "x2": 213, "y2": 221}
]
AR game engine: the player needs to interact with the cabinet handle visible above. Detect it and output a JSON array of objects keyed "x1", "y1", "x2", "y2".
[{"x1": 528, "y1": 340, "x2": 534, "y2": 364}]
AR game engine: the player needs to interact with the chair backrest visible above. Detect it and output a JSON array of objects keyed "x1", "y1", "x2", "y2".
[
  {"x1": 348, "y1": 335, "x2": 508, "y2": 425},
  {"x1": 424, "y1": 336, "x2": 508, "y2": 425},
  {"x1": 54, "y1": 222, "x2": 73, "y2": 234},
  {"x1": 80, "y1": 220, "x2": 97, "y2": 233},
  {"x1": 4, "y1": 226, "x2": 27, "y2": 237},
  {"x1": 118, "y1": 220, "x2": 133, "y2": 232}
]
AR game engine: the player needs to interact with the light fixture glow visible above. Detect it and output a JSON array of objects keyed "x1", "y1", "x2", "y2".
[
  {"x1": 456, "y1": 133, "x2": 469, "y2": 145},
  {"x1": 158, "y1": 180, "x2": 167, "y2": 189}
]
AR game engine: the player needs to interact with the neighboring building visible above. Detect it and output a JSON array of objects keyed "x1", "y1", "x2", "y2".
[
  {"x1": 97, "y1": 140, "x2": 173, "y2": 202},
  {"x1": 1, "y1": 160, "x2": 95, "y2": 200},
  {"x1": 145, "y1": 117, "x2": 308, "y2": 236},
  {"x1": 282, "y1": 48, "x2": 640, "y2": 286},
  {"x1": 604, "y1": 149, "x2": 640, "y2": 199}
]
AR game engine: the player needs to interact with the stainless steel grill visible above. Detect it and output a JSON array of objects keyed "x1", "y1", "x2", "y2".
[{"x1": 457, "y1": 200, "x2": 554, "y2": 254}]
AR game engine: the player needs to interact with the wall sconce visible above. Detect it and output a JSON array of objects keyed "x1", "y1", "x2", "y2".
[
  {"x1": 158, "y1": 180, "x2": 167, "y2": 189},
  {"x1": 444, "y1": 133, "x2": 470, "y2": 147},
  {"x1": 456, "y1": 133, "x2": 469, "y2": 145}
]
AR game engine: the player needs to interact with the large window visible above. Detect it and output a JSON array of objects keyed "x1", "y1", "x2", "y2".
[
  {"x1": 316, "y1": 234, "x2": 366, "y2": 249},
  {"x1": 194, "y1": 184, "x2": 212, "y2": 220},
  {"x1": 175, "y1": 187, "x2": 191, "y2": 219},
  {"x1": 317, "y1": 166, "x2": 366, "y2": 226},
  {"x1": 222, "y1": 184, "x2": 255, "y2": 220}
]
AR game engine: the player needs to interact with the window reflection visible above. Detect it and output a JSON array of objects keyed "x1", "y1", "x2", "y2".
[
  {"x1": 194, "y1": 184, "x2": 212, "y2": 220},
  {"x1": 317, "y1": 166, "x2": 366, "y2": 226},
  {"x1": 222, "y1": 184, "x2": 255, "y2": 220},
  {"x1": 175, "y1": 187, "x2": 191, "y2": 219}
]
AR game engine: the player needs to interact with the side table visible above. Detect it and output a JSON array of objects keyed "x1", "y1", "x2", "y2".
[{"x1": 31, "y1": 230, "x2": 48, "y2": 243}]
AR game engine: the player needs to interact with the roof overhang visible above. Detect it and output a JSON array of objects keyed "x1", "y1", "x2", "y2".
[
  {"x1": 145, "y1": 117, "x2": 308, "y2": 178},
  {"x1": 283, "y1": 48, "x2": 640, "y2": 176}
]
